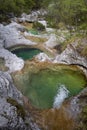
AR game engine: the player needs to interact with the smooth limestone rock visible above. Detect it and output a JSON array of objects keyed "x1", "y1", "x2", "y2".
[
  {"x1": 0, "y1": 48, "x2": 24, "y2": 72},
  {"x1": 0, "y1": 22, "x2": 37, "y2": 48}
]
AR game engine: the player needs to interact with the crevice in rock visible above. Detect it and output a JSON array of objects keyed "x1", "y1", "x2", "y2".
[{"x1": 69, "y1": 63, "x2": 87, "y2": 70}]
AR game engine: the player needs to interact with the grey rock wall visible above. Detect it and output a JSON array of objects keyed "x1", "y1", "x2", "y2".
[{"x1": 0, "y1": 71, "x2": 40, "y2": 130}]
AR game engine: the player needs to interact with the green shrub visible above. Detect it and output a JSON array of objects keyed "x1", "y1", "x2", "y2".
[
  {"x1": 79, "y1": 23, "x2": 87, "y2": 30},
  {"x1": 58, "y1": 22, "x2": 66, "y2": 30}
]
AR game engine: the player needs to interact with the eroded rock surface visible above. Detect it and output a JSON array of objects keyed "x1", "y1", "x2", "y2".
[
  {"x1": 0, "y1": 71, "x2": 40, "y2": 130},
  {"x1": 0, "y1": 71, "x2": 25, "y2": 129},
  {"x1": 54, "y1": 44, "x2": 87, "y2": 67},
  {"x1": 0, "y1": 71, "x2": 22, "y2": 102}
]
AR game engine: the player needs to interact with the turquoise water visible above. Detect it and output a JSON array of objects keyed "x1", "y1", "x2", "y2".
[
  {"x1": 22, "y1": 68, "x2": 86, "y2": 109},
  {"x1": 12, "y1": 48, "x2": 41, "y2": 60}
]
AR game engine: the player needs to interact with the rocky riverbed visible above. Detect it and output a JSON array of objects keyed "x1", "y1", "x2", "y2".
[{"x1": 0, "y1": 17, "x2": 87, "y2": 130}]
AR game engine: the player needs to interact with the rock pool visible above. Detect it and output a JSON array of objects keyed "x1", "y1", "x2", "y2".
[
  {"x1": 11, "y1": 48, "x2": 42, "y2": 60},
  {"x1": 12, "y1": 63, "x2": 87, "y2": 109}
]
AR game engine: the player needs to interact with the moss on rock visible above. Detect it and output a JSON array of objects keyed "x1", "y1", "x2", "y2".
[{"x1": 7, "y1": 98, "x2": 26, "y2": 119}]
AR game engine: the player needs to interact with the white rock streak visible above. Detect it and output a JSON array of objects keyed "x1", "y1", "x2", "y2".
[{"x1": 53, "y1": 84, "x2": 69, "y2": 109}]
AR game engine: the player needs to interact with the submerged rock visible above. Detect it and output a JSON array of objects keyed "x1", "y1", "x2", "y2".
[{"x1": 53, "y1": 85, "x2": 69, "y2": 108}]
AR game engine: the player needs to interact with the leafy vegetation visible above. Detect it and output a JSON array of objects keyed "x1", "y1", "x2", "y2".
[
  {"x1": 45, "y1": 0, "x2": 87, "y2": 31},
  {"x1": 0, "y1": 0, "x2": 44, "y2": 22},
  {"x1": 0, "y1": 0, "x2": 87, "y2": 32}
]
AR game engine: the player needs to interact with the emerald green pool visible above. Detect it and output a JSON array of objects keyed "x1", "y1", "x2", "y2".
[
  {"x1": 16, "y1": 67, "x2": 86, "y2": 109},
  {"x1": 11, "y1": 48, "x2": 41, "y2": 60}
]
